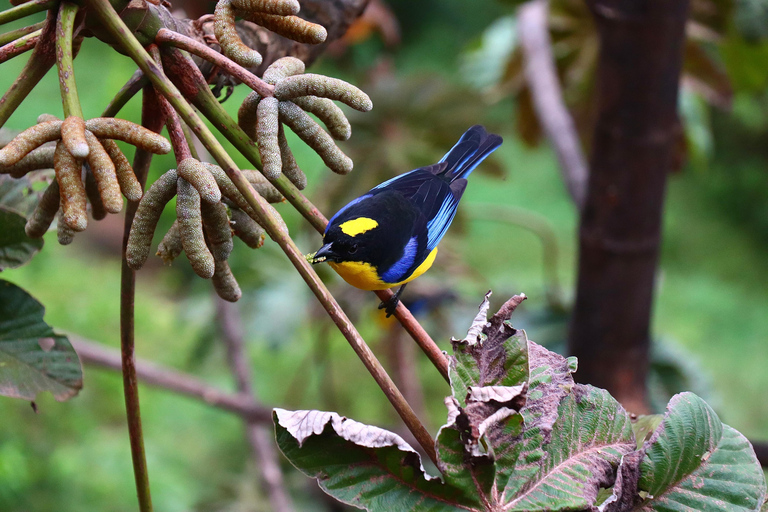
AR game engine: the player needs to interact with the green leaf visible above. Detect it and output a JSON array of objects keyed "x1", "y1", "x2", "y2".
[
  {"x1": 0, "y1": 206, "x2": 43, "y2": 270},
  {"x1": 274, "y1": 409, "x2": 475, "y2": 511},
  {"x1": 637, "y1": 392, "x2": 767, "y2": 511},
  {"x1": 0, "y1": 280, "x2": 82, "y2": 401}
]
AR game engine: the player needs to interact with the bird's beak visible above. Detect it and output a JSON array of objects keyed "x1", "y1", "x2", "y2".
[{"x1": 309, "y1": 243, "x2": 337, "y2": 264}]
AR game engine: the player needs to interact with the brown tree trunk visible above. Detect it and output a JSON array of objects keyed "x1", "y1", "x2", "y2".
[{"x1": 568, "y1": 1, "x2": 690, "y2": 414}]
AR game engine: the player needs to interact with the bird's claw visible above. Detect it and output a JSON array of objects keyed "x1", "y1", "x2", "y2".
[{"x1": 378, "y1": 296, "x2": 399, "y2": 318}]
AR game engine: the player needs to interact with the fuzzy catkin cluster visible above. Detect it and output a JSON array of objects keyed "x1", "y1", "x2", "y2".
[
  {"x1": 0, "y1": 114, "x2": 171, "y2": 244},
  {"x1": 238, "y1": 57, "x2": 372, "y2": 187},
  {"x1": 126, "y1": 159, "x2": 283, "y2": 302},
  {"x1": 214, "y1": 0, "x2": 326, "y2": 68}
]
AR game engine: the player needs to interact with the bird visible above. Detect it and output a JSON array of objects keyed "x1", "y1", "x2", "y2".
[{"x1": 309, "y1": 125, "x2": 503, "y2": 315}]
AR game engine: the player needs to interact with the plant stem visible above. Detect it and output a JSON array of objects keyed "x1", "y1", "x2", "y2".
[
  {"x1": 155, "y1": 28, "x2": 274, "y2": 97},
  {"x1": 85, "y1": 0, "x2": 438, "y2": 465},
  {"x1": 56, "y1": 2, "x2": 82, "y2": 118},
  {"x1": 148, "y1": 45, "x2": 191, "y2": 163},
  {"x1": 0, "y1": 27, "x2": 40, "y2": 64},
  {"x1": 0, "y1": 10, "x2": 56, "y2": 128},
  {"x1": 102, "y1": 68, "x2": 146, "y2": 118},
  {"x1": 0, "y1": 20, "x2": 44, "y2": 46},
  {"x1": 117, "y1": 86, "x2": 164, "y2": 512},
  {"x1": 0, "y1": 0, "x2": 56, "y2": 27},
  {"x1": 158, "y1": 49, "x2": 450, "y2": 381}
]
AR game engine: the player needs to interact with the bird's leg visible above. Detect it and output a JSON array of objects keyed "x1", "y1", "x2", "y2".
[{"x1": 378, "y1": 284, "x2": 408, "y2": 318}]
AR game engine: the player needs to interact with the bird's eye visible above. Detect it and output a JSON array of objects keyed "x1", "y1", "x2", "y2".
[{"x1": 348, "y1": 244, "x2": 358, "y2": 254}]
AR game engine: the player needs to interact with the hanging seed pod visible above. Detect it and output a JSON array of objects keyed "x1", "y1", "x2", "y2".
[
  {"x1": 0, "y1": 121, "x2": 63, "y2": 166},
  {"x1": 241, "y1": 12, "x2": 326, "y2": 44},
  {"x1": 212, "y1": 260, "x2": 241, "y2": 302},
  {"x1": 241, "y1": 169, "x2": 284, "y2": 202},
  {"x1": 157, "y1": 220, "x2": 183, "y2": 264},
  {"x1": 1, "y1": 145, "x2": 55, "y2": 178},
  {"x1": 256, "y1": 97, "x2": 281, "y2": 179},
  {"x1": 126, "y1": 169, "x2": 178, "y2": 270},
  {"x1": 273, "y1": 74, "x2": 372, "y2": 112},
  {"x1": 84, "y1": 168, "x2": 107, "y2": 221},
  {"x1": 215, "y1": 0, "x2": 263, "y2": 68},
  {"x1": 230, "y1": 0, "x2": 299, "y2": 15},
  {"x1": 238, "y1": 92, "x2": 261, "y2": 139},
  {"x1": 177, "y1": 158, "x2": 221, "y2": 204},
  {"x1": 25, "y1": 179, "x2": 61, "y2": 238},
  {"x1": 100, "y1": 138, "x2": 142, "y2": 202},
  {"x1": 60, "y1": 116, "x2": 89, "y2": 158},
  {"x1": 290, "y1": 96, "x2": 351, "y2": 141},
  {"x1": 278, "y1": 101, "x2": 353, "y2": 174},
  {"x1": 57, "y1": 211, "x2": 76, "y2": 245},
  {"x1": 201, "y1": 201, "x2": 233, "y2": 261},
  {"x1": 230, "y1": 206, "x2": 265, "y2": 248},
  {"x1": 177, "y1": 177, "x2": 215, "y2": 279},
  {"x1": 84, "y1": 131, "x2": 122, "y2": 213},
  {"x1": 85, "y1": 118, "x2": 172, "y2": 154},
  {"x1": 276, "y1": 124, "x2": 306, "y2": 188},
  {"x1": 262, "y1": 56, "x2": 305, "y2": 85},
  {"x1": 53, "y1": 141, "x2": 88, "y2": 231}
]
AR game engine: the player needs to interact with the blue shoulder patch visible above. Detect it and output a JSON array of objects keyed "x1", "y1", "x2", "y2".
[
  {"x1": 381, "y1": 237, "x2": 419, "y2": 283},
  {"x1": 326, "y1": 194, "x2": 373, "y2": 234}
]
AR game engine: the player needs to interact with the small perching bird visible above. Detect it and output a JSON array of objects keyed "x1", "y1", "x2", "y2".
[{"x1": 309, "y1": 125, "x2": 503, "y2": 314}]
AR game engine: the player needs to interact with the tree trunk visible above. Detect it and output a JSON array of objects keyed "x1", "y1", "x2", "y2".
[{"x1": 568, "y1": 1, "x2": 690, "y2": 414}]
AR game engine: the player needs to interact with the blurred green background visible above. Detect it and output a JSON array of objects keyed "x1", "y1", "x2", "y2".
[{"x1": 1, "y1": 0, "x2": 768, "y2": 509}]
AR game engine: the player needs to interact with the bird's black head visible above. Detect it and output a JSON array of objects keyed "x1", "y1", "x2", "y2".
[{"x1": 312, "y1": 217, "x2": 380, "y2": 264}]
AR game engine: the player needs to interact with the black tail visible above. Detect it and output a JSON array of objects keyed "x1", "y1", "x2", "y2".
[{"x1": 438, "y1": 125, "x2": 503, "y2": 182}]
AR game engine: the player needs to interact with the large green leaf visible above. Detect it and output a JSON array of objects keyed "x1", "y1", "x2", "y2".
[
  {"x1": 636, "y1": 392, "x2": 766, "y2": 511},
  {"x1": 0, "y1": 207, "x2": 43, "y2": 270},
  {"x1": 0, "y1": 280, "x2": 82, "y2": 401}
]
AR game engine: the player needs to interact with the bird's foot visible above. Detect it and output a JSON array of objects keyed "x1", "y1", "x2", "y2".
[{"x1": 378, "y1": 296, "x2": 400, "y2": 318}]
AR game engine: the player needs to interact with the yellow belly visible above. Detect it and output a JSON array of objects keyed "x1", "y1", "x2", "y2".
[{"x1": 328, "y1": 247, "x2": 438, "y2": 291}]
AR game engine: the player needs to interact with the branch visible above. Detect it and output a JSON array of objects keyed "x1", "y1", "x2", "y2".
[
  {"x1": 517, "y1": 0, "x2": 588, "y2": 210},
  {"x1": 70, "y1": 336, "x2": 272, "y2": 423}
]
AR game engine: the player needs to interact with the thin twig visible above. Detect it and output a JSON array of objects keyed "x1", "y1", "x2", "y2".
[
  {"x1": 56, "y1": 2, "x2": 82, "y2": 118},
  {"x1": 0, "y1": 0, "x2": 56, "y2": 26},
  {"x1": 0, "y1": 20, "x2": 44, "y2": 46},
  {"x1": 155, "y1": 28, "x2": 274, "y2": 97},
  {"x1": 518, "y1": 0, "x2": 588, "y2": 210},
  {"x1": 102, "y1": 68, "x2": 146, "y2": 118},
  {"x1": 0, "y1": 28, "x2": 40, "y2": 64},
  {"x1": 85, "y1": 0, "x2": 438, "y2": 465},
  {"x1": 71, "y1": 336, "x2": 273, "y2": 422},
  {"x1": 216, "y1": 298, "x2": 294, "y2": 512},
  {"x1": 149, "y1": 45, "x2": 191, "y2": 163}
]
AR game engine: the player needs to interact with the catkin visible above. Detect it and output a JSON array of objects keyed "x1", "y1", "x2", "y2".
[
  {"x1": 201, "y1": 201, "x2": 233, "y2": 261},
  {"x1": 276, "y1": 124, "x2": 306, "y2": 188},
  {"x1": 84, "y1": 168, "x2": 107, "y2": 221},
  {"x1": 238, "y1": 92, "x2": 261, "y2": 139},
  {"x1": 230, "y1": 206, "x2": 265, "y2": 248},
  {"x1": 61, "y1": 116, "x2": 89, "y2": 158},
  {"x1": 290, "y1": 96, "x2": 351, "y2": 141},
  {"x1": 177, "y1": 178, "x2": 215, "y2": 279},
  {"x1": 215, "y1": 0, "x2": 263, "y2": 68},
  {"x1": 1, "y1": 146, "x2": 55, "y2": 178},
  {"x1": 212, "y1": 260, "x2": 241, "y2": 302},
  {"x1": 84, "y1": 131, "x2": 122, "y2": 213},
  {"x1": 57, "y1": 211, "x2": 76, "y2": 245},
  {"x1": 279, "y1": 101, "x2": 353, "y2": 174},
  {"x1": 126, "y1": 169, "x2": 178, "y2": 270},
  {"x1": 230, "y1": 0, "x2": 299, "y2": 15},
  {"x1": 157, "y1": 221, "x2": 183, "y2": 264},
  {"x1": 85, "y1": 118, "x2": 171, "y2": 154},
  {"x1": 100, "y1": 138, "x2": 142, "y2": 202},
  {"x1": 53, "y1": 141, "x2": 88, "y2": 231},
  {"x1": 241, "y1": 12, "x2": 326, "y2": 44},
  {"x1": 262, "y1": 56, "x2": 305, "y2": 85},
  {"x1": 0, "y1": 121, "x2": 63, "y2": 166},
  {"x1": 25, "y1": 179, "x2": 60, "y2": 238},
  {"x1": 177, "y1": 158, "x2": 221, "y2": 204},
  {"x1": 241, "y1": 169, "x2": 284, "y2": 202},
  {"x1": 273, "y1": 74, "x2": 372, "y2": 111},
  {"x1": 256, "y1": 97, "x2": 281, "y2": 179}
]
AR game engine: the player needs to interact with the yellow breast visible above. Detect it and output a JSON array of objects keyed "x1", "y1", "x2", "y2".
[{"x1": 329, "y1": 247, "x2": 438, "y2": 291}]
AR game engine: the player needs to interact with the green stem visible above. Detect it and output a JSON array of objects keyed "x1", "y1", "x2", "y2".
[
  {"x1": 0, "y1": 27, "x2": 41, "y2": 64},
  {"x1": 0, "y1": 10, "x2": 56, "y2": 128},
  {"x1": 117, "y1": 85, "x2": 164, "y2": 512},
  {"x1": 102, "y1": 68, "x2": 146, "y2": 118},
  {"x1": 84, "y1": 0, "x2": 439, "y2": 466},
  {"x1": 0, "y1": 0, "x2": 56, "y2": 27},
  {"x1": 56, "y1": 2, "x2": 82, "y2": 118},
  {"x1": 0, "y1": 20, "x2": 44, "y2": 46}
]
